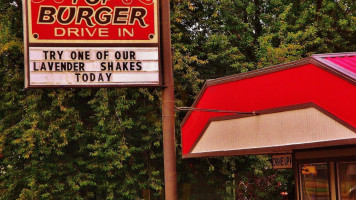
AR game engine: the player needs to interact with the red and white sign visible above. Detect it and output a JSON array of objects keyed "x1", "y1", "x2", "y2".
[{"x1": 23, "y1": 0, "x2": 160, "y2": 87}]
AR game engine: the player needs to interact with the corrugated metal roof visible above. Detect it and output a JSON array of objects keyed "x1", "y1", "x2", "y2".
[
  {"x1": 312, "y1": 52, "x2": 356, "y2": 77},
  {"x1": 326, "y1": 56, "x2": 356, "y2": 74}
]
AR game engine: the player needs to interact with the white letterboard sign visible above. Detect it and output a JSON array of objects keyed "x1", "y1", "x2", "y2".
[{"x1": 28, "y1": 47, "x2": 159, "y2": 86}]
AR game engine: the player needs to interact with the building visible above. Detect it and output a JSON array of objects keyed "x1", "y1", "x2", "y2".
[{"x1": 181, "y1": 52, "x2": 356, "y2": 200}]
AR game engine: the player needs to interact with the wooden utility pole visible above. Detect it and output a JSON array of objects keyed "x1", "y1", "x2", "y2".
[{"x1": 160, "y1": 0, "x2": 178, "y2": 198}]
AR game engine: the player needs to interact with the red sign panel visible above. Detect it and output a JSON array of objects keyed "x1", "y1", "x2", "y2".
[{"x1": 27, "y1": 0, "x2": 158, "y2": 43}]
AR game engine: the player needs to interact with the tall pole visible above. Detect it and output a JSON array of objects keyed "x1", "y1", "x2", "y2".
[{"x1": 160, "y1": 0, "x2": 178, "y2": 198}]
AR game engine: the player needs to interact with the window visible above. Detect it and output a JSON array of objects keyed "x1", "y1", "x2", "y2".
[
  {"x1": 300, "y1": 163, "x2": 330, "y2": 200},
  {"x1": 337, "y1": 161, "x2": 356, "y2": 200}
]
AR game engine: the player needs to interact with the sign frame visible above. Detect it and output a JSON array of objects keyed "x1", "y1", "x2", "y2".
[{"x1": 23, "y1": 0, "x2": 161, "y2": 88}]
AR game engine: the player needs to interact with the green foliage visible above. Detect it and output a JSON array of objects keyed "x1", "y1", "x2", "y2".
[
  {"x1": 0, "y1": 0, "x2": 355, "y2": 199},
  {"x1": 257, "y1": 0, "x2": 356, "y2": 68}
]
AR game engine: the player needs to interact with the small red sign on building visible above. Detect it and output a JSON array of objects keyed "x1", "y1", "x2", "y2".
[{"x1": 272, "y1": 154, "x2": 292, "y2": 169}]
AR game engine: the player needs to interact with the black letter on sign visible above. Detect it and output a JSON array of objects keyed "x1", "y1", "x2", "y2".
[
  {"x1": 115, "y1": 51, "x2": 121, "y2": 59},
  {"x1": 57, "y1": 7, "x2": 76, "y2": 24},
  {"x1": 38, "y1": 6, "x2": 56, "y2": 24},
  {"x1": 95, "y1": 7, "x2": 112, "y2": 25},
  {"x1": 129, "y1": 8, "x2": 147, "y2": 27},
  {"x1": 90, "y1": 73, "x2": 95, "y2": 81},
  {"x1": 113, "y1": 7, "x2": 129, "y2": 24},
  {"x1": 75, "y1": 73, "x2": 80, "y2": 82},
  {"x1": 106, "y1": 73, "x2": 112, "y2": 81},
  {"x1": 76, "y1": 7, "x2": 95, "y2": 27},
  {"x1": 136, "y1": 62, "x2": 142, "y2": 70},
  {"x1": 82, "y1": 74, "x2": 88, "y2": 82}
]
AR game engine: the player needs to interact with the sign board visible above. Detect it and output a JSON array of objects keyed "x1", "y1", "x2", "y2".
[
  {"x1": 272, "y1": 154, "x2": 292, "y2": 169},
  {"x1": 23, "y1": 0, "x2": 160, "y2": 87}
]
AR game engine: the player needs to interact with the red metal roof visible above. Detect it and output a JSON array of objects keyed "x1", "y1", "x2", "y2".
[
  {"x1": 327, "y1": 56, "x2": 356, "y2": 73},
  {"x1": 312, "y1": 52, "x2": 356, "y2": 79},
  {"x1": 181, "y1": 52, "x2": 356, "y2": 157}
]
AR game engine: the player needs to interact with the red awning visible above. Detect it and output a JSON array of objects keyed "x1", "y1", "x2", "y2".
[{"x1": 181, "y1": 53, "x2": 356, "y2": 158}]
